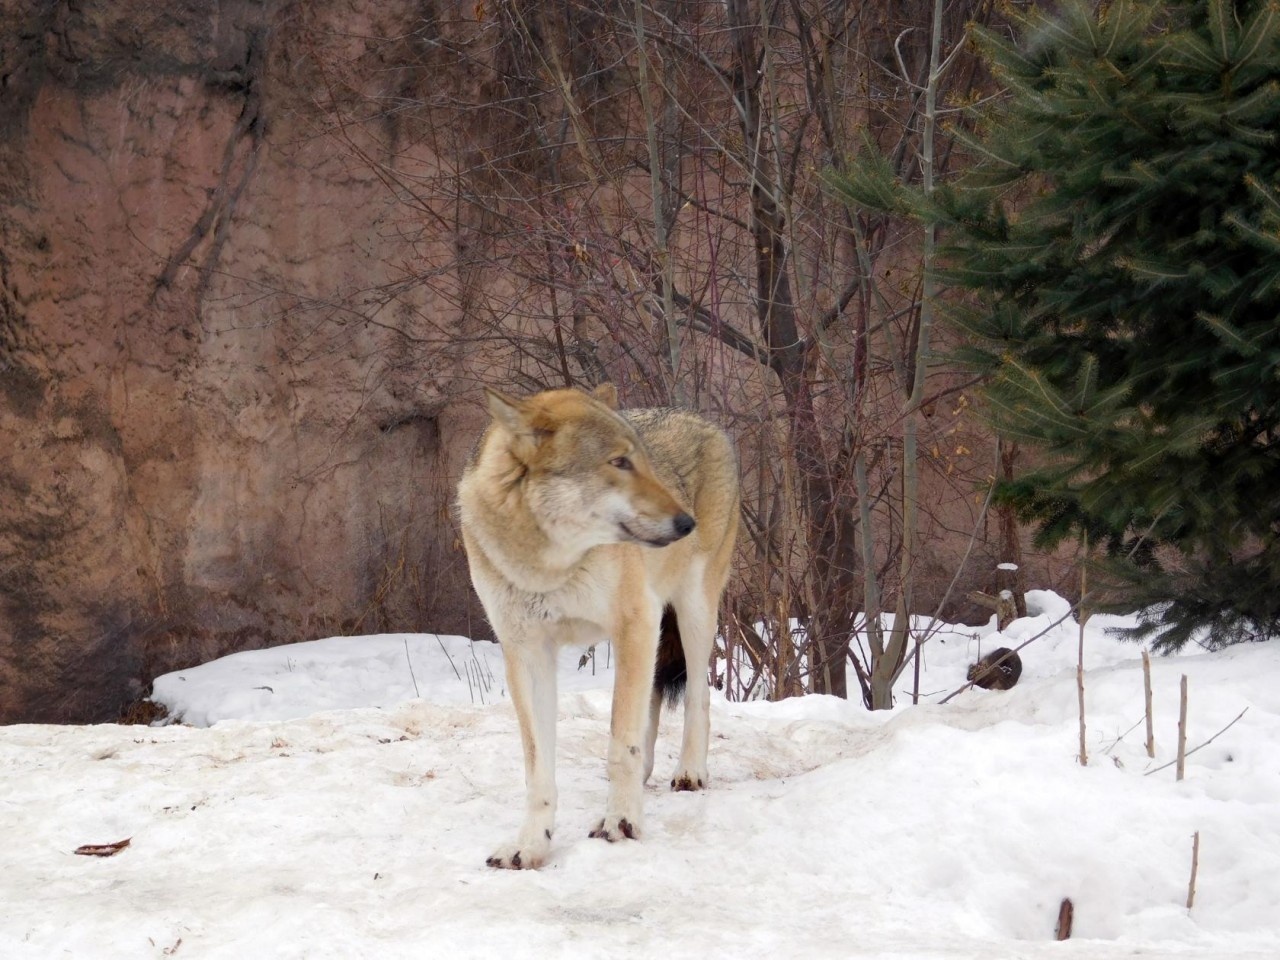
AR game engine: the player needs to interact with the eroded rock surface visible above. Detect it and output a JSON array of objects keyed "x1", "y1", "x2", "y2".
[{"x1": 1, "y1": 1, "x2": 475, "y2": 721}]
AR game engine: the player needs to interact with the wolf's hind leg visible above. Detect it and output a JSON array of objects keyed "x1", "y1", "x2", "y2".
[
  {"x1": 643, "y1": 686, "x2": 662, "y2": 783},
  {"x1": 669, "y1": 589, "x2": 716, "y2": 792}
]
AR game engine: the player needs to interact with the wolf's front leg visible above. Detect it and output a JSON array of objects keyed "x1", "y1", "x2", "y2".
[
  {"x1": 669, "y1": 590, "x2": 716, "y2": 792},
  {"x1": 590, "y1": 604, "x2": 659, "y2": 842},
  {"x1": 488, "y1": 639, "x2": 558, "y2": 869}
]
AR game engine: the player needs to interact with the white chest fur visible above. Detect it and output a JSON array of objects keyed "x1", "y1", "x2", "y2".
[{"x1": 474, "y1": 548, "x2": 630, "y2": 649}]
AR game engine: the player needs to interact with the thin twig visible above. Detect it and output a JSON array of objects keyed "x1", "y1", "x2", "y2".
[
  {"x1": 1144, "y1": 707, "x2": 1249, "y2": 776},
  {"x1": 434, "y1": 634, "x2": 462, "y2": 682},
  {"x1": 404, "y1": 636, "x2": 421, "y2": 699},
  {"x1": 1100, "y1": 714, "x2": 1146, "y2": 754}
]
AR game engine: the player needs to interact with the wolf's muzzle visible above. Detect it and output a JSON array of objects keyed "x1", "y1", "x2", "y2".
[{"x1": 673, "y1": 512, "x2": 696, "y2": 538}]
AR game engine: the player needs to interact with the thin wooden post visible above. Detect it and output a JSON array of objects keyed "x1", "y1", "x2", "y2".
[
  {"x1": 1187, "y1": 831, "x2": 1200, "y2": 909},
  {"x1": 1176, "y1": 674, "x2": 1189, "y2": 781},
  {"x1": 1142, "y1": 650, "x2": 1155, "y2": 759},
  {"x1": 1076, "y1": 536, "x2": 1088, "y2": 766}
]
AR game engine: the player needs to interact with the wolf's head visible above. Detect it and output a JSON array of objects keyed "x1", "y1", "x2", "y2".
[{"x1": 485, "y1": 384, "x2": 695, "y2": 552}]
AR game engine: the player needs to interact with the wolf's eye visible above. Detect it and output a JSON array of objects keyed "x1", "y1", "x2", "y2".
[{"x1": 610, "y1": 456, "x2": 634, "y2": 471}]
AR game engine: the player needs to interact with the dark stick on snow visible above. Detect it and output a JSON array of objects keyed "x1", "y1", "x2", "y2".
[{"x1": 1056, "y1": 898, "x2": 1073, "y2": 940}]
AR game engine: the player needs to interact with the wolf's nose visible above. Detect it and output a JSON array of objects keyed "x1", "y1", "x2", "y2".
[{"x1": 673, "y1": 513, "x2": 696, "y2": 537}]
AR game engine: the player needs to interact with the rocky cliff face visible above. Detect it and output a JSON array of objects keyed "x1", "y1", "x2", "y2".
[{"x1": 0, "y1": 1, "x2": 477, "y2": 722}]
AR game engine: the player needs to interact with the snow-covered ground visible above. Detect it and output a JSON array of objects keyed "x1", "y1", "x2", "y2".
[{"x1": 2, "y1": 592, "x2": 1278, "y2": 959}]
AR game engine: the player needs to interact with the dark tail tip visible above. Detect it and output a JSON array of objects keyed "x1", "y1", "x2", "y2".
[{"x1": 653, "y1": 604, "x2": 687, "y2": 706}]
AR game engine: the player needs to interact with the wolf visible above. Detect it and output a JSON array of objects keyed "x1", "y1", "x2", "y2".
[{"x1": 456, "y1": 384, "x2": 739, "y2": 869}]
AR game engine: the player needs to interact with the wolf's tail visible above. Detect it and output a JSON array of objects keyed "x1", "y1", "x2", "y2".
[{"x1": 653, "y1": 604, "x2": 687, "y2": 706}]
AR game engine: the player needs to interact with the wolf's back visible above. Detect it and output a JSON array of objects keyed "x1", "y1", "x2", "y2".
[
  {"x1": 625, "y1": 407, "x2": 739, "y2": 711},
  {"x1": 622, "y1": 408, "x2": 739, "y2": 512}
]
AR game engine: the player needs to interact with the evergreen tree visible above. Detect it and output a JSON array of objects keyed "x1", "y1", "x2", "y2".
[{"x1": 831, "y1": 0, "x2": 1280, "y2": 650}]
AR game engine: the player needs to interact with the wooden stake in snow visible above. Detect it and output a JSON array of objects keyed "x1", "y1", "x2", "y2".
[
  {"x1": 1142, "y1": 650, "x2": 1156, "y2": 759},
  {"x1": 1177, "y1": 674, "x2": 1189, "y2": 781},
  {"x1": 1076, "y1": 540, "x2": 1088, "y2": 767},
  {"x1": 1056, "y1": 898, "x2": 1073, "y2": 940},
  {"x1": 1187, "y1": 831, "x2": 1201, "y2": 910}
]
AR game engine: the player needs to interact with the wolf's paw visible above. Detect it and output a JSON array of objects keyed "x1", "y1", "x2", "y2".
[
  {"x1": 671, "y1": 766, "x2": 708, "y2": 791},
  {"x1": 589, "y1": 815, "x2": 641, "y2": 843},
  {"x1": 486, "y1": 833, "x2": 551, "y2": 870}
]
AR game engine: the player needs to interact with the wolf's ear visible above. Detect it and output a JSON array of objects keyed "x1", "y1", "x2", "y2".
[
  {"x1": 485, "y1": 388, "x2": 527, "y2": 434},
  {"x1": 486, "y1": 387, "x2": 547, "y2": 461},
  {"x1": 592, "y1": 383, "x2": 618, "y2": 409}
]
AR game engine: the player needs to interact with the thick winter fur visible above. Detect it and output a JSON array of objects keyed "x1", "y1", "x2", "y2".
[
  {"x1": 456, "y1": 384, "x2": 739, "y2": 869},
  {"x1": 966, "y1": 647, "x2": 1023, "y2": 690}
]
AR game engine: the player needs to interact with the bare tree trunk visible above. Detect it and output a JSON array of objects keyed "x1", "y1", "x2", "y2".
[
  {"x1": 633, "y1": 0, "x2": 683, "y2": 400},
  {"x1": 868, "y1": 0, "x2": 952, "y2": 709},
  {"x1": 855, "y1": 448, "x2": 883, "y2": 705}
]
